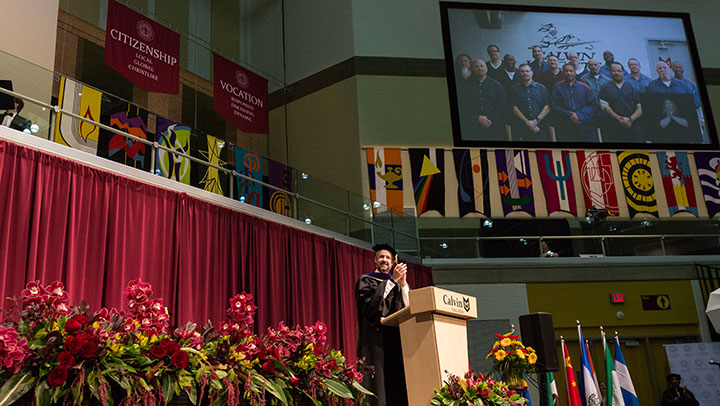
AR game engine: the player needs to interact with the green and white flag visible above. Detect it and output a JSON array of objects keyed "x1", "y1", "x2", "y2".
[
  {"x1": 544, "y1": 372, "x2": 558, "y2": 405},
  {"x1": 605, "y1": 336, "x2": 625, "y2": 406}
]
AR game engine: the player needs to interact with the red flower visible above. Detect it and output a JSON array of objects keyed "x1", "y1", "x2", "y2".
[
  {"x1": 166, "y1": 340, "x2": 180, "y2": 355},
  {"x1": 480, "y1": 390, "x2": 492, "y2": 399},
  {"x1": 64, "y1": 315, "x2": 88, "y2": 334},
  {"x1": 48, "y1": 367, "x2": 68, "y2": 387},
  {"x1": 80, "y1": 340, "x2": 99, "y2": 359},
  {"x1": 150, "y1": 343, "x2": 168, "y2": 359},
  {"x1": 170, "y1": 350, "x2": 188, "y2": 369},
  {"x1": 289, "y1": 377, "x2": 300, "y2": 387},
  {"x1": 57, "y1": 352, "x2": 75, "y2": 368},
  {"x1": 262, "y1": 360, "x2": 275, "y2": 374}
]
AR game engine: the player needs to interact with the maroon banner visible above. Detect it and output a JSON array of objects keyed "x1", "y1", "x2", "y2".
[
  {"x1": 104, "y1": 0, "x2": 180, "y2": 94},
  {"x1": 213, "y1": 53, "x2": 269, "y2": 134}
]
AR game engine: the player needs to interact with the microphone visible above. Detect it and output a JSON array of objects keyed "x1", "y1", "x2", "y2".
[{"x1": 709, "y1": 360, "x2": 720, "y2": 367}]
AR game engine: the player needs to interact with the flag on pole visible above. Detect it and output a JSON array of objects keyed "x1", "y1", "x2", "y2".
[
  {"x1": 586, "y1": 341, "x2": 603, "y2": 405},
  {"x1": 578, "y1": 325, "x2": 601, "y2": 406},
  {"x1": 544, "y1": 372, "x2": 559, "y2": 406},
  {"x1": 604, "y1": 335, "x2": 624, "y2": 406},
  {"x1": 562, "y1": 338, "x2": 582, "y2": 406},
  {"x1": 614, "y1": 337, "x2": 639, "y2": 406}
]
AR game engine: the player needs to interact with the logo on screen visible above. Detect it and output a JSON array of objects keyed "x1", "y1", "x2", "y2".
[
  {"x1": 136, "y1": 20, "x2": 154, "y2": 42},
  {"x1": 235, "y1": 71, "x2": 250, "y2": 89}
]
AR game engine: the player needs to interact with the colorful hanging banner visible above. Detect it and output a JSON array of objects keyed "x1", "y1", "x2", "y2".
[
  {"x1": 576, "y1": 151, "x2": 619, "y2": 215},
  {"x1": 155, "y1": 117, "x2": 191, "y2": 184},
  {"x1": 452, "y1": 149, "x2": 490, "y2": 217},
  {"x1": 694, "y1": 152, "x2": 720, "y2": 217},
  {"x1": 96, "y1": 101, "x2": 152, "y2": 171},
  {"x1": 495, "y1": 149, "x2": 535, "y2": 216},
  {"x1": 409, "y1": 148, "x2": 445, "y2": 216},
  {"x1": 54, "y1": 77, "x2": 102, "y2": 154},
  {"x1": 657, "y1": 151, "x2": 698, "y2": 216},
  {"x1": 190, "y1": 132, "x2": 229, "y2": 197},
  {"x1": 266, "y1": 160, "x2": 293, "y2": 217},
  {"x1": 365, "y1": 147, "x2": 404, "y2": 217},
  {"x1": 536, "y1": 150, "x2": 577, "y2": 216},
  {"x1": 213, "y1": 53, "x2": 269, "y2": 134},
  {"x1": 104, "y1": 0, "x2": 180, "y2": 94},
  {"x1": 617, "y1": 151, "x2": 658, "y2": 217},
  {"x1": 235, "y1": 147, "x2": 263, "y2": 207}
]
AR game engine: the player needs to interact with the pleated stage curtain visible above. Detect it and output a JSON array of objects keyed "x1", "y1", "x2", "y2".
[{"x1": 0, "y1": 138, "x2": 433, "y2": 357}]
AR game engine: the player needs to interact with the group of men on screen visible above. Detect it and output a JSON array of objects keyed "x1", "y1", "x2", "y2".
[{"x1": 455, "y1": 44, "x2": 701, "y2": 144}]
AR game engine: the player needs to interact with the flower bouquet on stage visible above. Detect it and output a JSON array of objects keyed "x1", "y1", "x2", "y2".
[
  {"x1": 0, "y1": 279, "x2": 372, "y2": 406},
  {"x1": 486, "y1": 330, "x2": 537, "y2": 390}
]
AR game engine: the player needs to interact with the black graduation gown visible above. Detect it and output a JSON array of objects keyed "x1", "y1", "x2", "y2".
[{"x1": 355, "y1": 273, "x2": 408, "y2": 406}]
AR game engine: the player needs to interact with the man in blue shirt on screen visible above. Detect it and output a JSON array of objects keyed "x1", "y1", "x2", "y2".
[
  {"x1": 551, "y1": 63, "x2": 598, "y2": 142},
  {"x1": 626, "y1": 58, "x2": 652, "y2": 93},
  {"x1": 646, "y1": 61, "x2": 694, "y2": 99}
]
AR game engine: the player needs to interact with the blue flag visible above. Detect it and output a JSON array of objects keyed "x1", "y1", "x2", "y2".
[
  {"x1": 614, "y1": 338, "x2": 639, "y2": 406},
  {"x1": 578, "y1": 324, "x2": 600, "y2": 406}
]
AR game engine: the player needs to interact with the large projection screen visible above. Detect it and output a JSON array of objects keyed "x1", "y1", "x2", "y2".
[{"x1": 440, "y1": 2, "x2": 717, "y2": 149}]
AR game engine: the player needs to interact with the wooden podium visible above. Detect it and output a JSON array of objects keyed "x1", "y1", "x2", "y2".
[{"x1": 382, "y1": 286, "x2": 477, "y2": 405}]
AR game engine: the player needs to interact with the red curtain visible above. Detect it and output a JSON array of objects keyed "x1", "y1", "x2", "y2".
[{"x1": 0, "y1": 138, "x2": 433, "y2": 354}]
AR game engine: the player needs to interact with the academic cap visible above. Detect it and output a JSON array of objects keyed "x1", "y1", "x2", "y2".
[
  {"x1": 667, "y1": 373, "x2": 682, "y2": 381},
  {"x1": 372, "y1": 243, "x2": 396, "y2": 257}
]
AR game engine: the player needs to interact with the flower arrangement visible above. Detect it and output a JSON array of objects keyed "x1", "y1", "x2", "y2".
[
  {"x1": 485, "y1": 331, "x2": 536, "y2": 387},
  {"x1": 430, "y1": 371, "x2": 528, "y2": 406},
  {"x1": 0, "y1": 279, "x2": 373, "y2": 406}
]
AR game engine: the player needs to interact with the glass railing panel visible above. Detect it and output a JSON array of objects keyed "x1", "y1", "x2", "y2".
[
  {"x1": 420, "y1": 238, "x2": 478, "y2": 259},
  {"x1": 296, "y1": 199, "x2": 348, "y2": 236},
  {"x1": 0, "y1": 50, "x2": 54, "y2": 141}
]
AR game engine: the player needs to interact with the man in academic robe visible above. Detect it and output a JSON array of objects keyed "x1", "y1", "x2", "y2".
[{"x1": 355, "y1": 243, "x2": 409, "y2": 406}]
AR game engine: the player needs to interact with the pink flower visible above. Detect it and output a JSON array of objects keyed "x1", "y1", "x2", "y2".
[
  {"x1": 289, "y1": 377, "x2": 300, "y2": 387},
  {"x1": 261, "y1": 360, "x2": 275, "y2": 373},
  {"x1": 0, "y1": 326, "x2": 29, "y2": 373}
]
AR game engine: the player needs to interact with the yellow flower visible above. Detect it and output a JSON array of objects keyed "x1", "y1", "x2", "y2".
[
  {"x1": 149, "y1": 335, "x2": 159, "y2": 344},
  {"x1": 526, "y1": 346, "x2": 535, "y2": 353},
  {"x1": 459, "y1": 379, "x2": 468, "y2": 391},
  {"x1": 511, "y1": 340, "x2": 525, "y2": 348},
  {"x1": 92, "y1": 321, "x2": 100, "y2": 330},
  {"x1": 500, "y1": 338, "x2": 512, "y2": 347},
  {"x1": 528, "y1": 353, "x2": 538, "y2": 364},
  {"x1": 136, "y1": 334, "x2": 149, "y2": 346},
  {"x1": 494, "y1": 350, "x2": 507, "y2": 361},
  {"x1": 515, "y1": 349, "x2": 526, "y2": 359},
  {"x1": 493, "y1": 341, "x2": 501, "y2": 349},
  {"x1": 109, "y1": 344, "x2": 125, "y2": 355}
]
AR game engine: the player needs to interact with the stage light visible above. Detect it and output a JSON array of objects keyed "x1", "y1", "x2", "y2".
[
  {"x1": 519, "y1": 238, "x2": 527, "y2": 245},
  {"x1": 440, "y1": 242, "x2": 448, "y2": 249},
  {"x1": 304, "y1": 218, "x2": 312, "y2": 225},
  {"x1": 362, "y1": 203, "x2": 371, "y2": 211},
  {"x1": 482, "y1": 218, "x2": 493, "y2": 228},
  {"x1": 301, "y1": 172, "x2": 309, "y2": 180},
  {"x1": 641, "y1": 219, "x2": 653, "y2": 227},
  {"x1": 30, "y1": 124, "x2": 39, "y2": 133},
  {"x1": 373, "y1": 201, "x2": 382, "y2": 209},
  {"x1": 239, "y1": 196, "x2": 246, "y2": 203}
]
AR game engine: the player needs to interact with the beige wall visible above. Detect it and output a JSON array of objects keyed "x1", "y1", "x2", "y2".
[{"x1": 1, "y1": 0, "x2": 59, "y2": 71}]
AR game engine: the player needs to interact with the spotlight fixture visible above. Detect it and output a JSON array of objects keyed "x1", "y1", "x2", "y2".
[
  {"x1": 519, "y1": 238, "x2": 527, "y2": 246},
  {"x1": 301, "y1": 172, "x2": 309, "y2": 180},
  {"x1": 304, "y1": 218, "x2": 312, "y2": 225},
  {"x1": 440, "y1": 242, "x2": 448, "y2": 249},
  {"x1": 362, "y1": 203, "x2": 371, "y2": 211},
  {"x1": 482, "y1": 218, "x2": 493, "y2": 228},
  {"x1": 239, "y1": 196, "x2": 246, "y2": 203},
  {"x1": 373, "y1": 201, "x2": 382, "y2": 209},
  {"x1": 641, "y1": 219, "x2": 652, "y2": 227},
  {"x1": 30, "y1": 124, "x2": 39, "y2": 133}
]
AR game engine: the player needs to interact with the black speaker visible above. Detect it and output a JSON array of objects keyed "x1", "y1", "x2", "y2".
[{"x1": 518, "y1": 312, "x2": 559, "y2": 372}]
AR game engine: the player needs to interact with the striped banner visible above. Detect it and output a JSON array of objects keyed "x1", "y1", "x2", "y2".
[
  {"x1": 617, "y1": 151, "x2": 658, "y2": 217},
  {"x1": 366, "y1": 147, "x2": 404, "y2": 216},
  {"x1": 694, "y1": 152, "x2": 720, "y2": 217},
  {"x1": 537, "y1": 150, "x2": 577, "y2": 216},
  {"x1": 657, "y1": 151, "x2": 697, "y2": 216},
  {"x1": 452, "y1": 149, "x2": 490, "y2": 217},
  {"x1": 409, "y1": 148, "x2": 445, "y2": 216},
  {"x1": 495, "y1": 149, "x2": 535, "y2": 216},
  {"x1": 577, "y1": 151, "x2": 619, "y2": 215}
]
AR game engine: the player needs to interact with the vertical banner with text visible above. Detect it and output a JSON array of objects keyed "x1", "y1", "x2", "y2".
[
  {"x1": 213, "y1": 53, "x2": 269, "y2": 134},
  {"x1": 104, "y1": 0, "x2": 180, "y2": 94}
]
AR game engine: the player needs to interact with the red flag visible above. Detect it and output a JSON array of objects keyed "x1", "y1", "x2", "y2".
[{"x1": 562, "y1": 339, "x2": 583, "y2": 406}]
